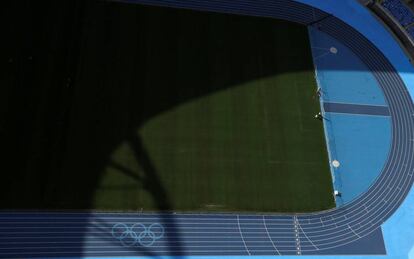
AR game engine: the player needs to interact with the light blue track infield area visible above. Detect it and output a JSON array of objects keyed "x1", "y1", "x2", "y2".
[
  {"x1": 322, "y1": 113, "x2": 391, "y2": 205},
  {"x1": 308, "y1": 26, "x2": 387, "y2": 106}
]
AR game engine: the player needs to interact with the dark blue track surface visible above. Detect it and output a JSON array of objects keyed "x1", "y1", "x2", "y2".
[
  {"x1": 0, "y1": 212, "x2": 387, "y2": 257},
  {"x1": 1, "y1": 0, "x2": 414, "y2": 257},
  {"x1": 323, "y1": 103, "x2": 390, "y2": 116}
]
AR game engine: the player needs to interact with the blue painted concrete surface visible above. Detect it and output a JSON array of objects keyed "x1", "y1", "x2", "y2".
[
  {"x1": 382, "y1": 179, "x2": 414, "y2": 259},
  {"x1": 322, "y1": 113, "x2": 391, "y2": 205},
  {"x1": 308, "y1": 26, "x2": 387, "y2": 106}
]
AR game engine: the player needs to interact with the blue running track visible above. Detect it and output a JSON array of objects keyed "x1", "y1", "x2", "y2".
[{"x1": 323, "y1": 103, "x2": 390, "y2": 116}]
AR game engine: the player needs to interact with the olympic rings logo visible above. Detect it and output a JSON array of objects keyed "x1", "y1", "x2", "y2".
[{"x1": 112, "y1": 223, "x2": 164, "y2": 247}]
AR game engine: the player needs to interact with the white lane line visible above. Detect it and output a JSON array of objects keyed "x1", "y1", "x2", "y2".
[
  {"x1": 313, "y1": 52, "x2": 331, "y2": 60},
  {"x1": 347, "y1": 225, "x2": 361, "y2": 238},
  {"x1": 297, "y1": 219, "x2": 318, "y2": 250},
  {"x1": 262, "y1": 216, "x2": 281, "y2": 255},
  {"x1": 237, "y1": 215, "x2": 251, "y2": 255}
]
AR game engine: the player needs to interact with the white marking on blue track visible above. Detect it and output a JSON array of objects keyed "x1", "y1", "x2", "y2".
[{"x1": 237, "y1": 215, "x2": 250, "y2": 255}]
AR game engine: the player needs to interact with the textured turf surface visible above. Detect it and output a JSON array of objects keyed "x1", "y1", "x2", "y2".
[{"x1": 2, "y1": 2, "x2": 334, "y2": 212}]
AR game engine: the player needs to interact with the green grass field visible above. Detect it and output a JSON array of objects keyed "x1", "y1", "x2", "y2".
[{"x1": 3, "y1": 3, "x2": 334, "y2": 212}]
